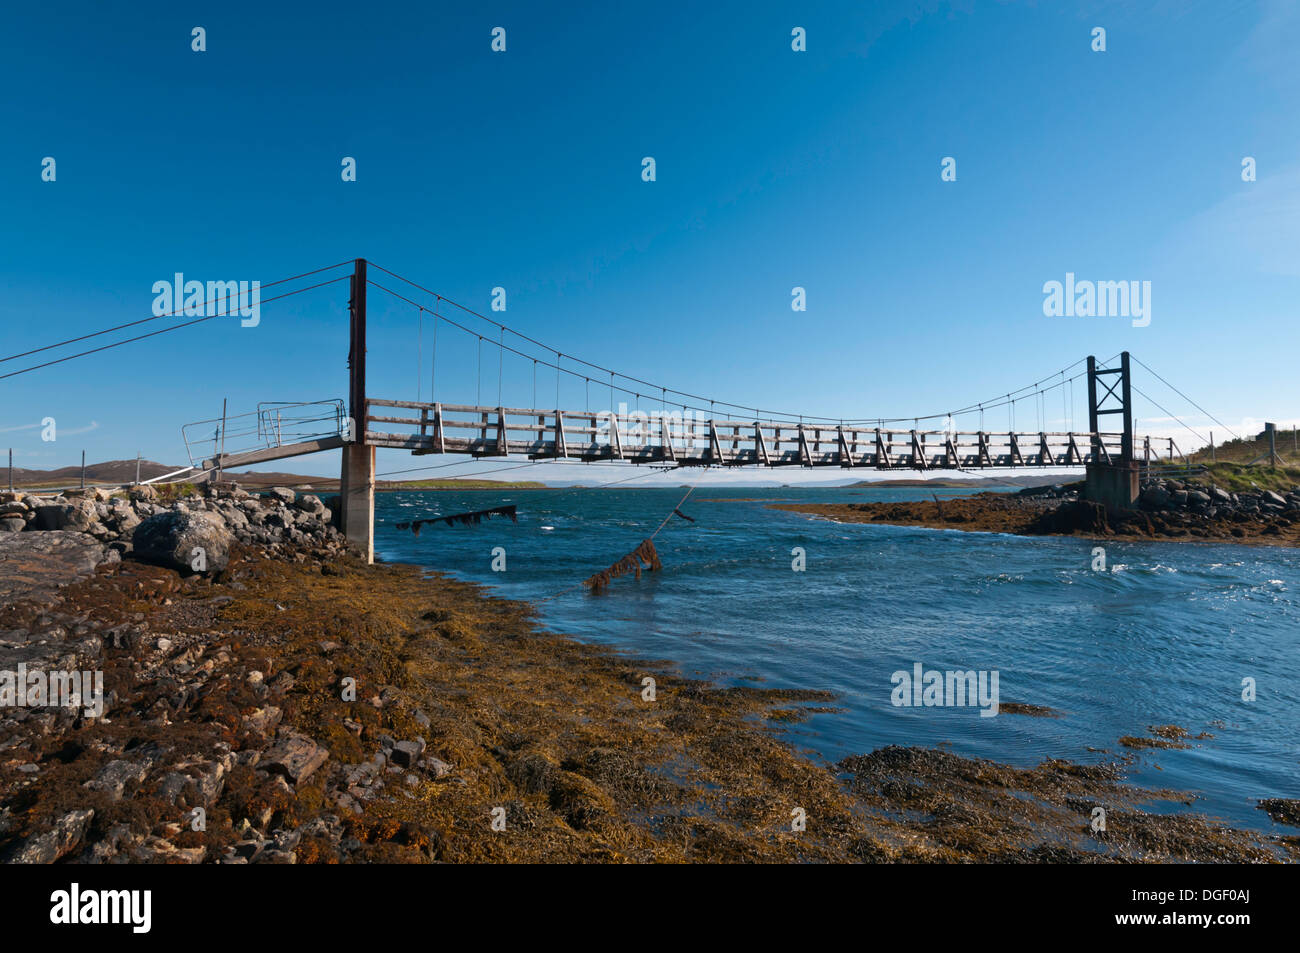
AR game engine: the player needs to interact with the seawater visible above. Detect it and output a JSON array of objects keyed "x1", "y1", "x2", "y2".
[{"x1": 374, "y1": 485, "x2": 1300, "y2": 832}]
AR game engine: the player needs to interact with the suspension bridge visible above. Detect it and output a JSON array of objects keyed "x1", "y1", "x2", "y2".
[{"x1": 5, "y1": 258, "x2": 1224, "y2": 564}]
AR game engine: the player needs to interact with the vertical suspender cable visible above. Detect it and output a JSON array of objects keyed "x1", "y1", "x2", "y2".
[{"x1": 430, "y1": 298, "x2": 439, "y2": 401}]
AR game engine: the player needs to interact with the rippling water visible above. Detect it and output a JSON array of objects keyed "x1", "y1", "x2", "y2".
[{"x1": 374, "y1": 485, "x2": 1300, "y2": 831}]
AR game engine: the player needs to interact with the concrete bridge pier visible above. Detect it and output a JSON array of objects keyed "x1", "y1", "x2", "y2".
[
  {"x1": 340, "y1": 257, "x2": 374, "y2": 564},
  {"x1": 339, "y1": 441, "x2": 374, "y2": 563},
  {"x1": 1084, "y1": 462, "x2": 1139, "y2": 512}
]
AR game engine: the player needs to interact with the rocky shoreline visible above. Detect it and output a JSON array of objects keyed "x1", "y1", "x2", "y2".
[
  {"x1": 1, "y1": 483, "x2": 1297, "y2": 863},
  {"x1": 773, "y1": 476, "x2": 1300, "y2": 546}
]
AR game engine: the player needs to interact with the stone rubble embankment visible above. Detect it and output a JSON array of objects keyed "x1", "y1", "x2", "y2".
[
  {"x1": 0, "y1": 481, "x2": 344, "y2": 565},
  {"x1": 0, "y1": 482, "x2": 441, "y2": 864},
  {"x1": 1024, "y1": 476, "x2": 1300, "y2": 540}
]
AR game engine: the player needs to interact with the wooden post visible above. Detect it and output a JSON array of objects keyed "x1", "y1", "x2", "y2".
[
  {"x1": 135, "y1": 452, "x2": 141, "y2": 486},
  {"x1": 339, "y1": 258, "x2": 374, "y2": 563},
  {"x1": 218, "y1": 397, "x2": 228, "y2": 482},
  {"x1": 7, "y1": 448, "x2": 11, "y2": 492},
  {"x1": 81, "y1": 450, "x2": 86, "y2": 489}
]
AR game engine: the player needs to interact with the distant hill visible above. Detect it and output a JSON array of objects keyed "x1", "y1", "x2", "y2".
[
  {"x1": 7, "y1": 459, "x2": 180, "y2": 488},
  {"x1": 5, "y1": 459, "x2": 550, "y2": 493},
  {"x1": 845, "y1": 474, "x2": 1076, "y2": 489}
]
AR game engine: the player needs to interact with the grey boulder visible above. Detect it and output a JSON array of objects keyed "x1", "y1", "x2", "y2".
[{"x1": 133, "y1": 510, "x2": 232, "y2": 573}]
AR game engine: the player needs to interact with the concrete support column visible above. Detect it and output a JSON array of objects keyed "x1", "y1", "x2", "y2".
[
  {"x1": 340, "y1": 442, "x2": 374, "y2": 563},
  {"x1": 1084, "y1": 462, "x2": 1139, "y2": 512}
]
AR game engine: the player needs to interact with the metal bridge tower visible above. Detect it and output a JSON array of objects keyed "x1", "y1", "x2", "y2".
[{"x1": 1083, "y1": 351, "x2": 1138, "y2": 510}]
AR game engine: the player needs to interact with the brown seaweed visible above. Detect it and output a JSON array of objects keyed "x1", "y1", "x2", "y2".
[
  {"x1": 583, "y1": 538, "x2": 662, "y2": 592},
  {"x1": 395, "y1": 504, "x2": 518, "y2": 533}
]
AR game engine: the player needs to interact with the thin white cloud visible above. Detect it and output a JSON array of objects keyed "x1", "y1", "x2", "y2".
[
  {"x1": 58, "y1": 421, "x2": 101, "y2": 437},
  {"x1": 1160, "y1": 164, "x2": 1300, "y2": 278}
]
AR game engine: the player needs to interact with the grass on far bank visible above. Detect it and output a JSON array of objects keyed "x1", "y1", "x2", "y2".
[
  {"x1": 380, "y1": 478, "x2": 548, "y2": 491},
  {"x1": 1189, "y1": 462, "x2": 1300, "y2": 494},
  {"x1": 1186, "y1": 431, "x2": 1300, "y2": 468}
]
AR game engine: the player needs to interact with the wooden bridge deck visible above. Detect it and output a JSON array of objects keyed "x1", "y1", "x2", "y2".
[{"x1": 364, "y1": 399, "x2": 1124, "y2": 469}]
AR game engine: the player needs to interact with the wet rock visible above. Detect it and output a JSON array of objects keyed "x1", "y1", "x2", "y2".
[{"x1": 1030, "y1": 500, "x2": 1111, "y2": 535}]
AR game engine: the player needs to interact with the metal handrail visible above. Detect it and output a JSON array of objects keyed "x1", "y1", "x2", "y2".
[{"x1": 181, "y1": 399, "x2": 345, "y2": 468}]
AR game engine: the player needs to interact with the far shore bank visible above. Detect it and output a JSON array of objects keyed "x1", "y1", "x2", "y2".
[{"x1": 772, "y1": 482, "x2": 1300, "y2": 548}]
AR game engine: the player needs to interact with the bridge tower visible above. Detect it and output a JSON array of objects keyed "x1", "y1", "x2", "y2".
[
  {"x1": 339, "y1": 258, "x2": 375, "y2": 562},
  {"x1": 1083, "y1": 351, "x2": 1138, "y2": 511}
]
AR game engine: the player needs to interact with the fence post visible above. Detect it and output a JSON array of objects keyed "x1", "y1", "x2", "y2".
[
  {"x1": 81, "y1": 450, "x2": 86, "y2": 489},
  {"x1": 217, "y1": 398, "x2": 228, "y2": 483}
]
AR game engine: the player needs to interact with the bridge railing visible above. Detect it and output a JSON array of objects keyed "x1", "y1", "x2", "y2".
[
  {"x1": 365, "y1": 399, "x2": 1127, "y2": 469},
  {"x1": 181, "y1": 399, "x2": 347, "y2": 469}
]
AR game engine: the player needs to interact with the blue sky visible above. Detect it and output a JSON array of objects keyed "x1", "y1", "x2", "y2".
[{"x1": 2, "y1": 0, "x2": 1297, "y2": 484}]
